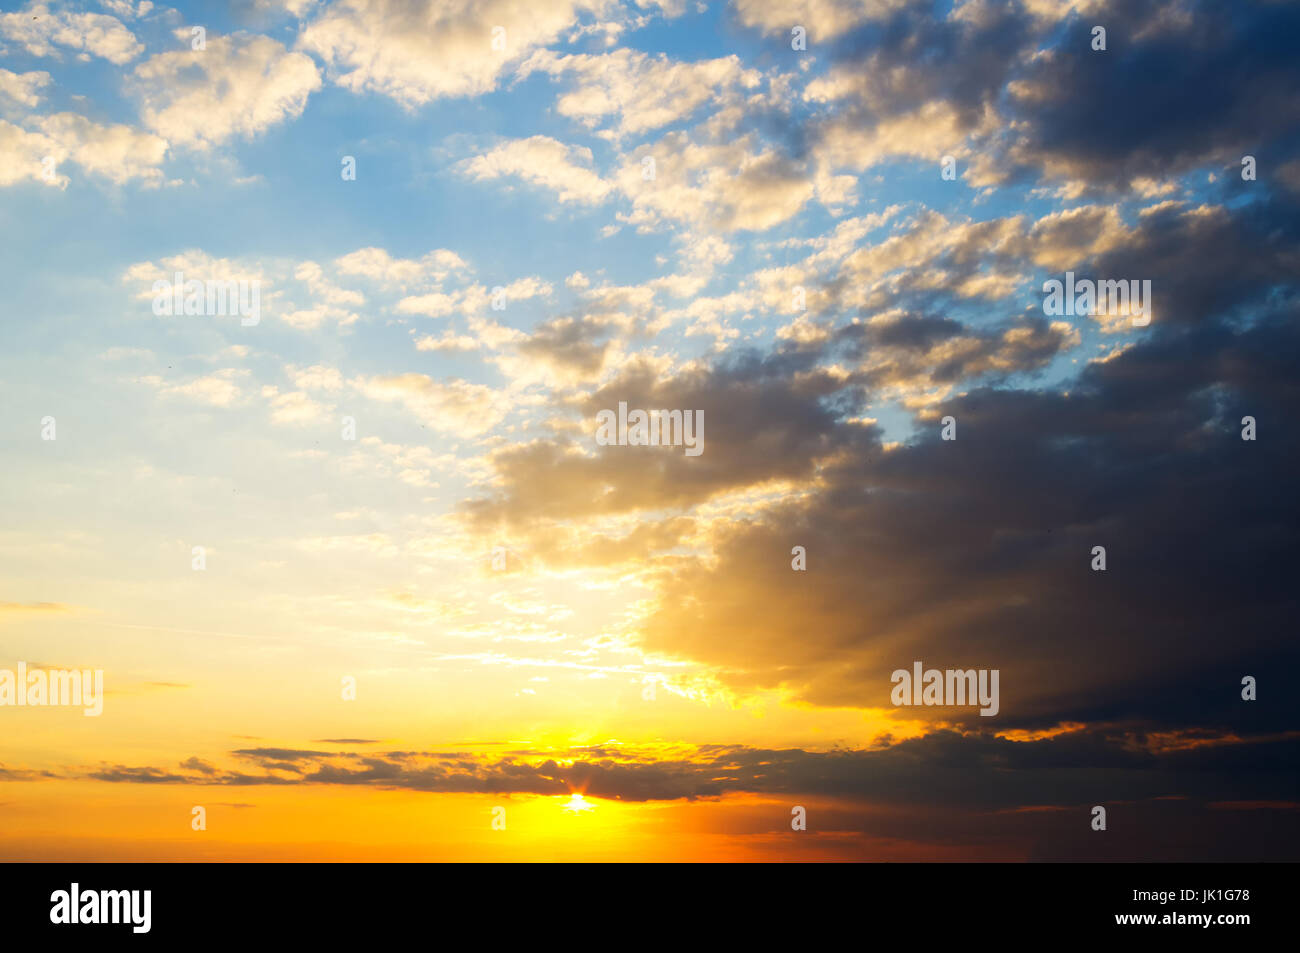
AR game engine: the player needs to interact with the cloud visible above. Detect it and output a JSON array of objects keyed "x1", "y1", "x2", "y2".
[
  {"x1": 131, "y1": 33, "x2": 321, "y2": 149},
  {"x1": 0, "y1": 2, "x2": 143, "y2": 64},
  {"x1": 141, "y1": 369, "x2": 250, "y2": 407},
  {"x1": 461, "y1": 350, "x2": 847, "y2": 527},
  {"x1": 515, "y1": 314, "x2": 618, "y2": 381},
  {"x1": 519, "y1": 49, "x2": 760, "y2": 137},
  {"x1": 334, "y1": 247, "x2": 469, "y2": 288},
  {"x1": 0, "y1": 68, "x2": 51, "y2": 109},
  {"x1": 34, "y1": 112, "x2": 169, "y2": 185},
  {"x1": 0, "y1": 113, "x2": 167, "y2": 188},
  {"x1": 287, "y1": 364, "x2": 345, "y2": 392},
  {"x1": 122, "y1": 249, "x2": 381, "y2": 331},
  {"x1": 297, "y1": 0, "x2": 609, "y2": 107},
  {"x1": 450, "y1": 142, "x2": 1300, "y2": 740},
  {"x1": 46, "y1": 729, "x2": 1300, "y2": 855},
  {"x1": 1000, "y1": 0, "x2": 1300, "y2": 188},
  {"x1": 836, "y1": 312, "x2": 1078, "y2": 404},
  {"x1": 635, "y1": 311, "x2": 1300, "y2": 730},
  {"x1": 813, "y1": 98, "x2": 992, "y2": 172},
  {"x1": 731, "y1": 0, "x2": 914, "y2": 42},
  {"x1": 793, "y1": 0, "x2": 1300, "y2": 194},
  {"x1": 97, "y1": 1, "x2": 154, "y2": 18},
  {"x1": 87, "y1": 765, "x2": 188, "y2": 783},
  {"x1": 459, "y1": 135, "x2": 613, "y2": 204},
  {"x1": 617, "y1": 131, "x2": 816, "y2": 232},
  {"x1": 58, "y1": 731, "x2": 1300, "y2": 830},
  {"x1": 261, "y1": 385, "x2": 329, "y2": 424},
  {"x1": 354, "y1": 373, "x2": 510, "y2": 437},
  {"x1": 0, "y1": 120, "x2": 60, "y2": 187},
  {"x1": 1025, "y1": 205, "x2": 1132, "y2": 271},
  {"x1": 122, "y1": 250, "x2": 271, "y2": 301}
]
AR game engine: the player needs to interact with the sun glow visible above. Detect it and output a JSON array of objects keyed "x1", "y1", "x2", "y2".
[{"x1": 562, "y1": 793, "x2": 595, "y2": 813}]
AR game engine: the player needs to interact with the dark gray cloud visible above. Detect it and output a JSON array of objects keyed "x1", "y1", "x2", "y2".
[
  {"x1": 517, "y1": 314, "x2": 616, "y2": 377},
  {"x1": 1004, "y1": 0, "x2": 1300, "y2": 186},
  {"x1": 835, "y1": 312, "x2": 1075, "y2": 389},
  {"x1": 1088, "y1": 200, "x2": 1300, "y2": 330},
  {"x1": 59, "y1": 730, "x2": 1299, "y2": 813},
  {"x1": 232, "y1": 747, "x2": 333, "y2": 760},
  {"x1": 462, "y1": 348, "x2": 849, "y2": 527},
  {"x1": 639, "y1": 300, "x2": 1300, "y2": 730},
  {"x1": 799, "y1": 0, "x2": 1300, "y2": 193},
  {"x1": 86, "y1": 765, "x2": 187, "y2": 784}
]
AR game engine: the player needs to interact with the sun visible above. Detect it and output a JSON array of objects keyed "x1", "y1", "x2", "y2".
[{"x1": 562, "y1": 793, "x2": 595, "y2": 813}]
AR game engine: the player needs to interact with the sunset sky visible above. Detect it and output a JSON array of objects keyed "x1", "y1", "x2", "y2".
[{"x1": 1, "y1": 0, "x2": 1298, "y2": 862}]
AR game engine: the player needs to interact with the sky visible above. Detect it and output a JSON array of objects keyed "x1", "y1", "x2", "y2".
[{"x1": 1, "y1": 0, "x2": 1298, "y2": 862}]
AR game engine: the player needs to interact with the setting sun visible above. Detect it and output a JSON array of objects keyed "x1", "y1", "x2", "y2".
[{"x1": 562, "y1": 794, "x2": 595, "y2": 814}]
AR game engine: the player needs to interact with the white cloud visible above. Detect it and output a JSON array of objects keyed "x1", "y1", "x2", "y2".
[
  {"x1": 262, "y1": 384, "x2": 329, "y2": 424},
  {"x1": 396, "y1": 276, "x2": 550, "y2": 318},
  {"x1": 0, "y1": 68, "x2": 51, "y2": 108},
  {"x1": 519, "y1": 49, "x2": 760, "y2": 137},
  {"x1": 97, "y1": 1, "x2": 154, "y2": 19},
  {"x1": 287, "y1": 364, "x2": 345, "y2": 392},
  {"x1": 0, "y1": 120, "x2": 60, "y2": 187},
  {"x1": 334, "y1": 247, "x2": 469, "y2": 287},
  {"x1": 732, "y1": 0, "x2": 909, "y2": 42},
  {"x1": 615, "y1": 131, "x2": 815, "y2": 232},
  {"x1": 36, "y1": 112, "x2": 168, "y2": 185},
  {"x1": 132, "y1": 33, "x2": 321, "y2": 149},
  {"x1": 0, "y1": 3, "x2": 143, "y2": 64},
  {"x1": 354, "y1": 373, "x2": 510, "y2": 437},
  {"x1": 395, "y1": 290, "x2": 463, "y2": 318},
  {"x1": 123, "y1": 251, "x2": 270, "y2": 298},
  {"x1": 122, "y1": 249, "x2": 377, "y2": 331},
  {"x1": 298, "y1": 0, "x2": 610, "y2": 107},
  {"x1": 141, "y1": 369, "x2": 249, "y2": 407},
  {"x1": 458, "y1": 135, "x2": 612, "y2": 204},
  {"x1": 0, "y1": 113, "x2": 167, "y2": 188},
  {"x1": 813, "y1": 100, "x2": 987, "y2": 172}
]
